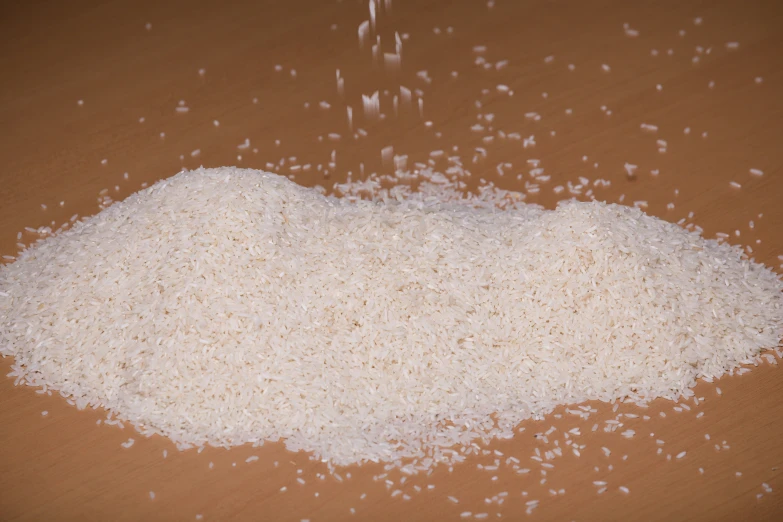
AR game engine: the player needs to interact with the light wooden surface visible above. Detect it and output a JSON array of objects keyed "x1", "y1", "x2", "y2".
[{"x1": 1, "y1": 1, "x2": 782, "y2": 521}]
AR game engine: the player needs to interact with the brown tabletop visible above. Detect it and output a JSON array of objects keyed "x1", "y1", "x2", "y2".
[{"x1": 1, "y1": 1, "x2": 782, "y2": 521}]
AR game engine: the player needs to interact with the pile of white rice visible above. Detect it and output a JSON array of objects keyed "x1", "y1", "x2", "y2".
[{"x1": 1, "y1": 167, "x2": 781, "y2": 467}]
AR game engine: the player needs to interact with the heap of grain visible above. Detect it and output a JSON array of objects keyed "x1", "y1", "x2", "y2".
[{"x1": 1, "y1": 167, "x2": 781, "y2": 467}]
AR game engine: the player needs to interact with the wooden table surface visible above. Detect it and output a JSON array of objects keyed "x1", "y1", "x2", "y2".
[{"x1": 2, "y1": 1, "x2": 782, "y2": 521}]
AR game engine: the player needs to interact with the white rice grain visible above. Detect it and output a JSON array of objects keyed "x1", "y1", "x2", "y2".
[{"x1": 1, "y1": 167, "x2": 781, "y2": 471}]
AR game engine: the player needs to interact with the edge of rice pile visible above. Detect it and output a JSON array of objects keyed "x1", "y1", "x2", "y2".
[{"x1": 1, "y1": 167, "x2": 781, "y2": 468}]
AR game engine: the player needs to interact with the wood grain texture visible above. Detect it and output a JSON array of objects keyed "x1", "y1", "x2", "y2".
[{"x1": 1, "y1": 1, "x2": 782, "y2": 521}]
